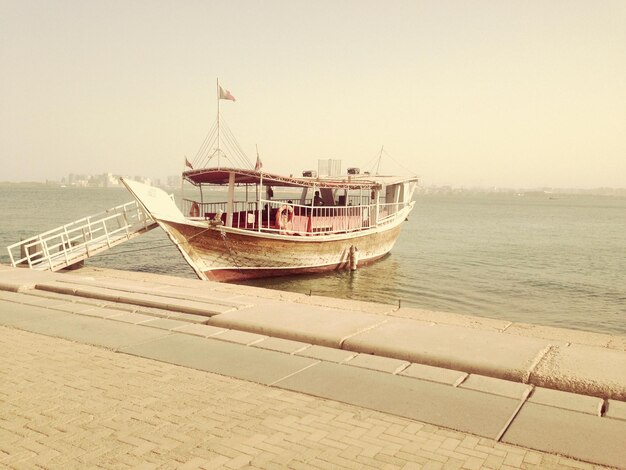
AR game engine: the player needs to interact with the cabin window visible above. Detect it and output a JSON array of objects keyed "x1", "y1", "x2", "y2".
[{"x1": 385, "y1": 184, "x2": 398, "y2": 204}]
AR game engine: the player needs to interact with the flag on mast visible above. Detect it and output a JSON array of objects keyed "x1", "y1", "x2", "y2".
[
  {"x1": 185, "y1": 157, "x2": 193, "y2": 169},
  {"x1": 219, "y1": 85, "x2": 236, "y2": 101},
  {"x1": 254, "y1": 145, "x2": 262, "y2": 171}
]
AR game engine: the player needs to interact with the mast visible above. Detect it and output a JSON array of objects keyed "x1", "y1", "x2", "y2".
[
  {"x1": 217, "y1": 78, "x2": 221, "y2": 168},
  {"x1": 376, "y1": 145, "x2": 383, "y2": 175}
]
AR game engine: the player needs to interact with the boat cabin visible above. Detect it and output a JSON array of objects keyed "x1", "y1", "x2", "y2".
[{"x1": 182, "y1": 167, "x2": 417, "y2": 236}]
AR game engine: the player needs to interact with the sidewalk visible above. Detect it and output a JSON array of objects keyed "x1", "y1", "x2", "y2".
[
  {"x1": 0, "y1": 326, "x2": 605, "y2": 470},
  {"x1": 0, "y1": 264, "x2": 624, "y2": 468}
]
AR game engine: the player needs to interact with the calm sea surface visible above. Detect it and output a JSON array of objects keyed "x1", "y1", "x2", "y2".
[{"x1": 0, "y1": 184, "x2": 624, "y2": 335}]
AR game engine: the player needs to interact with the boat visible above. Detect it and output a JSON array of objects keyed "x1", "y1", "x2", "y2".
[{"x1": 121, "y1": 83, "x2": 418, "y2": 282}]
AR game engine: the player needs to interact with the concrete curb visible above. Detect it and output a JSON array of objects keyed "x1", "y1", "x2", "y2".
[{"x1": 1, "y1": 265, "x2": 625, "y2": 400}]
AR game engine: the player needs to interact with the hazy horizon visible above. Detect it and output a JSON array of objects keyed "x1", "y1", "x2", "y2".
[
  {"x1": 1, "y1": 1, "x2": 624, "y2": 189},
  {"x1": 3, "y1": 179, "x2": 626, "y2": 196}
]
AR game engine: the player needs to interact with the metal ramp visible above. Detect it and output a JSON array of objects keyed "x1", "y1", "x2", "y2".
[{"x1": 6, "y1": 200, "x2": 158, "y2": 272}]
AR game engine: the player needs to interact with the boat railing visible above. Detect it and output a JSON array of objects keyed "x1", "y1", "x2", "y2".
[
  {"x1": 182, "y1": 199, "x2": 252, "y2": 219},
  {"x1": 255, "y1": 199, "x2": 373, "y2": 235},
  {"x1": 269, "y1": 197, "x2": 299, "y2": 204},
  {"x1": 348, "y1": 195, "x2": 371, "y2": 206},
  {"x1": 6, "y1": 200, "x2": 157, "y2": 271},
  {"x1": 183, "y1": 198, "x2": 316, "y2": 219},
  {"x1": 377, "y1": 202, "x2": 406, "y2": 224},
  {"x1": 181, "y1": 197, "x2": 411, "y2": 235}
]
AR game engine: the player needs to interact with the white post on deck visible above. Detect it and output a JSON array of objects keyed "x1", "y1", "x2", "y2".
[
  {"x1": 373, "y1": 188, "x2": 380, "y2": 227},
  {"x1": 226, "y1": 171, "x2": 235, "y2": 227},
  {"x1": 257, "y1": 172, "x2": 263, "y2": 231}
]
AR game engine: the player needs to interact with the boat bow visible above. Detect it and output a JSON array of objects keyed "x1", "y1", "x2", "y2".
[
  {"x1": 121, "y1": 178, "x2": 188, "y2": 224},
  {"x1": 121, "y1": 178, "x2": 210, "y2": 280}
]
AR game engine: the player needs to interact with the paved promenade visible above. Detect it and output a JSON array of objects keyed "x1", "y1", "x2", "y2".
[
  {"x1": 0, "y1": 264, "x2": 624, "y2": 468},
  {"x1": 1, "y1": 326, "x2": 589, "y2": 470}
]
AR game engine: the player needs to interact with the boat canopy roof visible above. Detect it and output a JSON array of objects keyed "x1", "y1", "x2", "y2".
[{"x1": 183, "y1": 167, "x2": 417, "y2": 190}]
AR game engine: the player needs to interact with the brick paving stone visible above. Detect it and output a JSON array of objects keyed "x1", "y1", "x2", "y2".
[
  {"x1": 422, "y1": 462, "x2": 444, "y2": 470},
  {"x1": 443, "y1": 458, "x2": 465, "y2": 470},
  {"x1": 461, "y1": 455, "x2": 485, "y2": 470},
  {"x1": 475, "y1": 444, "x2": 506, "y2": 456},
  {"x1": 523, "y1": 450, "x2": 543, "y2": 465},
  {"x1": 395, "y1": 450, "x2": 429, "y2": 465},
  {"x1": 438, "y1": 448, "x2": 475, "y2": 462},
  {"x1": 441, "y1": 437, "x2": 461, "y2": 450},
  {"x1": 416, "y1": 449, "x2": 449, "y2": 464},
  {"x1": 456, "y1": 446, "x2": 489, "y2": 459},
  {"x1": 0, "y1": 326, "x2": 609, "y2": 469},
  {"x1": 483, "y1": 453, "x2": 505, "y2": 468},
  {"x1": 504, "y1": 450, "x2": 525, "y2": 467}
]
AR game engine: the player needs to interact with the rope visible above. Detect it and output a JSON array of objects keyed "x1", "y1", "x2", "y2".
[
  {"x1": 364, "y1": 147, "x2": 417, "y2": 176},
  {"x1": 93, "y1": 223, "x2": 217, "y2": 259},
  {"x1": 92, "y1": 242, "x2": 175, "y2": 258},
  {"x1": 193, "y1": 120, "x2": 218, "y2": 167},
  {"x1": 220, "y1": 115, "x2": 253, "y2": 168},
  {"x1": 379, "y1": 147, "x2": 418, "y2": 176},
  {"x1": 219, "y1": 230, "x2": 241, "y2": 271},
  {"x1": 191, "y1": 113, "x2": 253, "y2": 170}
]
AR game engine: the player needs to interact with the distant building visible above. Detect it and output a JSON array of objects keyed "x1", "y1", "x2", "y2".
[
  {"x1": 66, "y1": 173, "x2": 89, "y2": 187},
  {"x1": 317, "y1": 159, "x2": 342, "y2": 177},
  {"x1": 166, "y1": 175, "x2": 181, "y2": 188},
  {"x1": 104, "y1": 173, "x2": 121, "y2": 187},
  {"x1": 133, "y1": 176, "x2": 152, "y2": 186},
  {"x1": 61, "y1": 172, "x2": 137, "y2": 187}
]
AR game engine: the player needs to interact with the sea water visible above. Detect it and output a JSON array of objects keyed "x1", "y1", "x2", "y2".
[{"x1": 0, "y1": 184, "x2": 624, "y2": 335}]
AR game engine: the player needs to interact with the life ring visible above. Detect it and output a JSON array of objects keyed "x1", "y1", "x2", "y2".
[
  {"x1": 189, "y1": 201, "x2": 200, "y2": 218},
  {"x1": 275, "y1": 204, "x2": 294, "y2": 234}
]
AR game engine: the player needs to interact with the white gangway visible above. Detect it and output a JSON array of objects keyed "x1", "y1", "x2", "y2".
[{"x1": 6, "y1": 200, "x2": 158, "y2": 272}]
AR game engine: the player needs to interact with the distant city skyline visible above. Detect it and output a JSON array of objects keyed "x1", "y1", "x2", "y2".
[
  {"x1": 1, "y1": 1, "x2": 624, "y2": 189},
  {"x1": 6, "y1": 171, "x2": 625, "y2": 197}
]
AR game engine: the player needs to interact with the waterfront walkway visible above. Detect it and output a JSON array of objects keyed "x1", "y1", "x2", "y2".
[{"x1": 0, "y1": 265, "x2": 624, "y2": 469}]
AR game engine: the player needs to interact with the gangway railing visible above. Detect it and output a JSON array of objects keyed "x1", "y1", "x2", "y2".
[{"x1": 6, "y1": 200, "x2": 158, "y2": 272}]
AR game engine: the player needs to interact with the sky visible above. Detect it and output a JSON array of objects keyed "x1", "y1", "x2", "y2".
[{"x1": 0, "y1": 0, "x2": 624, "y2": 188}]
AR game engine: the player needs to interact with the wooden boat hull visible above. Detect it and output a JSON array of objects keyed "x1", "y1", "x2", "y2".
[
  {"x1": 159, "y1": 220, "x2": 405, "y2": 282},
  {"x1": 203, "y1": 253, "x2": 389, "y2": 281},
  {"x1": 120, "y1": 177, "x2": 416, "y2": 282}
]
